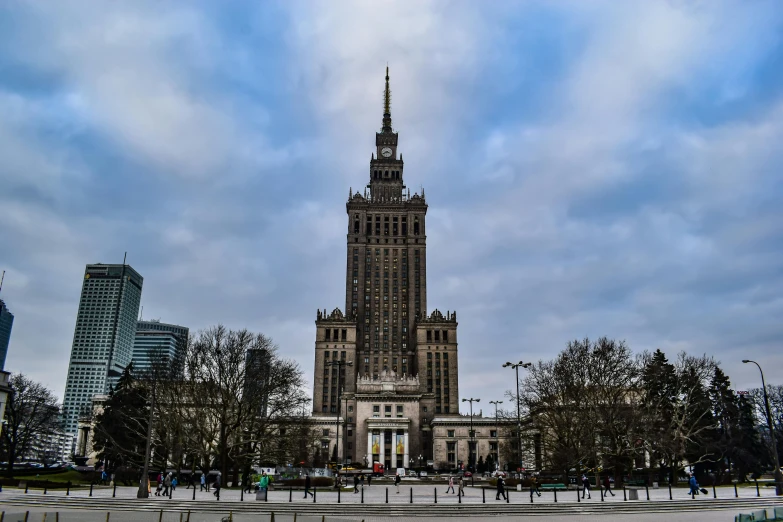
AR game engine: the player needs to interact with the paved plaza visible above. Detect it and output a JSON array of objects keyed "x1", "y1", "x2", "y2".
[{"x1": 3, "y1": 481, "x2": 778, "y2": 504}]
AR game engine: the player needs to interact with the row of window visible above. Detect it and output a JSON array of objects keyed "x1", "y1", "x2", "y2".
[{"x1": 372, "y1": 404, "x2": 405, "y2": 418}]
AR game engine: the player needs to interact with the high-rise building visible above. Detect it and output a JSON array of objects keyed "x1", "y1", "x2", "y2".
[
  {"x1": 0, "y1": 298, "x2": 13, "y2": 371},
  {"x1": 62, "y1": 263, "x2": 143, "y2": 435},
  {"x1": 132, "y1": 320, "x2": 189, "y2": 376},
  {"x1": 310, "y1": 68, "x2": 462, "y2": 469}
]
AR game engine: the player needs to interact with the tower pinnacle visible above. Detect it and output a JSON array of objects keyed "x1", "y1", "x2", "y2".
[{"x1": 382, "y1": 66, "x2": 392, "y2": 133}]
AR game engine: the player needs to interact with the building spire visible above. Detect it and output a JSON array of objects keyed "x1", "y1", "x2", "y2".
[{"x1": 382, "y1": 65, "x2": 392, "y2": 133}]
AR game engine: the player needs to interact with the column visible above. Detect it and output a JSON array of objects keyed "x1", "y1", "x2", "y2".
[
  {"x1": 403, "y1": 431, "x2": 409, "y2": 468},
  {"x1": 367, "y1": 430, "x2": 373, "y2": 466},
  {"x1": 380, "y1": 430, "x2": 386, "y2": 468},
  {"x1": 391, "y1": 429, "x2": 397, "y2": 469}
]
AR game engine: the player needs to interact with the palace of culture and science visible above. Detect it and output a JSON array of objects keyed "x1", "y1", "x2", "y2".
[{"x1": 310, "y1": 69, "x2": 523, "y2": 472}]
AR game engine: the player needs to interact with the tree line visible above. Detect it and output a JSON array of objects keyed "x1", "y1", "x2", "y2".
[{"x1": 514, "y1": 337, "x2": 781, "y2": 485}]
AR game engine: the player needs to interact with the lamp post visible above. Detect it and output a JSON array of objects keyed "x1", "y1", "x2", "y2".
[
  {"x1": 418, "y1": 454, "x2": 424, "y2": 476},
  {"x1": 462, "y1": 397, "x2": 480, "y2": 480},
  {"x1": 326, "y1": 359, "x2": 353, "y2": 470},
  {"x1": 489, "y1": 400, "x2": 503, "y2": 472},
  {"x1": 503, "y1": 361, "x2": 531, "y2": 475},
  {"x1": 743, "y1": 359, "x2": 782, "y2": 495}
]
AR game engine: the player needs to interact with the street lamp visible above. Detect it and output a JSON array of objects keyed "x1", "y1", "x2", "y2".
[
  {"x1": 326, "y1": 359, "x2": 353, "y2": 470},
  {"x1": 503, "y1": 361, "x2": 531, "y2": 475},
  {"x1": 489, "y1": 400, "x2": 503, "y2": 472},
  {"x1": 743, "y1": 359, "x2": 782, "y2": 495},
  {"x1": 462, "y1": 397, "x2": 480, "y2": 481}
]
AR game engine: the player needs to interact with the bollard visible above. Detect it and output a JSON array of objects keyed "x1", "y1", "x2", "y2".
[
  {"x1": 668, "y1": 482, "x2": 672, "y2": 500},
  {"x1": 458, "y1": 487, "x2": 461, "y2": 504},
  {"x1": 434, "y1": 487, "x2": 437, "y2": 504},
  {"x1": 386, "y1": 487, "x2": 388, "y2": 504},
  {"x1": 44, "y1": 481, "x2": 48, "y2": 495},
  {"x1": 158, "y1": 510, "x2": 163, "y2": 522},
  {"x1": 289, "y1": 487, "x2": 293, "y2": 502},
  {"x1": 265, "y1": 487, "x2": 268, "y2": 503},
  {"x1": 623, "y1": 486, "x2": 626, "y2": 501},
  {"x1": 241, "y1": 488, "x2": 243, "y2": 502},
  {"x1": 554, "y1": 488, "x2": 557, "y2": 503},
  {"x1": 483, "y1": 487, "x2": 486, "y2": 504},
  {"x1": 313, "y1": 487, "x2": 316, "y2": 503},
  {"x1": 187, "y1": 511, "x2": 191, "y2": 522},
  {"x1": 361, "y1": 486, "x2": 364, "y2": 504},
  {"x1": 56, "y1": 514, "x2": 59, "y2": 522},
  {"x1": 271, "y1": 514, "x2": 275, "y2": 522},
  {"x1": 25, "y1": 483, "x2": 29, "y2": 494},
  {"x1": 192, "y1": 486, "x2": 196, "y2": 501},
  {"x1": 756, "y1": 480, "x2": 760, "y2": 497},
  {"x1": 645, "y1": 485, "x2": 649, "y2": 501},
  {"x1": 113, "y1": 483, "x2": 117, "y2": 498},
  {"x1": 24, "y1": 513, "x2": 29, "y2": 522},
  {"x1": 169, "y1": 485, "x2": 172, "y2": 500},
  {"x1": 506, "y1": 489, "x2": 509, "y2": 504},
  {"x1": 338, "y1": 486, "x2": 341, "y2": 504},
  {"x1": 734, "y1": 483, "x2": 738, "y2": 498},
  {"x1": 410, "y1": 487, "x2": 413, "y2": 504},
  {"x1": 89, "y1": 483, "x2": 93, "y2": 497},
  {"x1": 294, "y1": 514, "x2": 297, "y2": 522},
  {"x1": 105, "y1": 513, "x2": 110, "y2": 522},
  {"x1": 600, "y1": 487, "x2": 604, "y2": 502},
  {"x1": 712, "y1": 484, "x2": 716, "y2": 499},
  {"x1": 577, "y1": 486, "x2": 580, "y2": 503}
]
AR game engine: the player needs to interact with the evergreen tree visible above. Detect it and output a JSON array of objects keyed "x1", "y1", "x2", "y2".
[
  {"x1": 477, "y1": 455, "x2": 486, "y2": 473},
  {"x1": 733, "y1": 395, "x2": 765, "y2": 481},
  {"x1": 485, "y1": 454, "x2": 495, "y2": 473},
  {"x1": 708, "y1": 367, "x2": 738, "y2": 483}
]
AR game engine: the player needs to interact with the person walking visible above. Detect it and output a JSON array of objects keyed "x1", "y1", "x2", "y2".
[
  {"x1": 530, "y1": 475, "x2": 541, "y2": 500},
  {"x1": 200, "y1": 473, "x2": 206, "y2": 492},
  {"x1": 353, "y1": 474, "x2": 360, "y2": 494},
  {"x1": 446, "y1": 476, "x2": 455, "y2": 494},
  {"x1": 155, "y1": 472, "x2": 163, "y2": 496},
  {"x1": 395, "y1": 472, "x2": 401, "y2": 494},
  {"x1": 688, "y1": 473, "x2": 700, "y2": 498},
  {"x1": 213, "y1": 473, "x2": 221, "y2": 498},
  {"x1": 172, "y1": 476, "x2": 178, "y2": 491},
  {"x1": 496, "y1": 476, "x2": 507, "y2": 501},
  {"x1": 458, "y1": 476, "x2": 465, "y2": 496},
  {"x1": 303, "y1": 473, "x2": 314, "y2": 498},
  {"x1": 602, "y1": 476, "x2": 615, "y2": 497},
  {"x1": 367, "y1": 474, "x2": 372, "y2": 487},
  {"x1": 163, "y1": 472, "x2": 172, "y2": 497},
  {"x1": 259, "y1": 471, "x2": 269, "y2": 500},
  {"x1": 581, "y1": 474, "x2": 591, "y2": 499}
]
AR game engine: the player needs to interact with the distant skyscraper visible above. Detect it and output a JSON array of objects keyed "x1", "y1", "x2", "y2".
[
  {"x1": 62, "y1": 263, "x2": 143, "y2": 434},
  {"x1": 132, "y1": 320, "x2": 189, "y2": 376},
  {"x1": 0, "y1": 298, "x2": 13, "y2": 371}
]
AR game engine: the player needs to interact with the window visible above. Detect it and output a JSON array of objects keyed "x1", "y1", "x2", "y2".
[
  {"x1": 322, "y1": 429, "x2": 330, "y2": 436},
  {"x1": 447, "y1": 430, "x2": 455, "y2": 438},
  {"x1": 396, "y1": 405, "x2": 403, "y2": 417},
  {"x1": 373, "y1": 405, "x2": 380, "y2": 417},
  {"x1": 447, "y1": 442, "x2": 456, "y2": 464},
  {"x1": 490, "y1": 430, "x2": 497, "y2": 438},
  {"x1": 385, "y1": 405, "x2": 392, "y2": 417}
]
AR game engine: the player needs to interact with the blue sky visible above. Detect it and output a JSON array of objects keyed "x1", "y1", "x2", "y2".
[{"x1": 1, "y1": 0, "x2": 782, "y2": 412}]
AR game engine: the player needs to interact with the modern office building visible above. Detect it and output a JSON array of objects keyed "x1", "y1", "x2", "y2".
[
  {"x1": 132, "y1": 320, "x2": 189, "y2": 376},
  {"x1": 62, "y1": 263, "x2": 143, "y2": 435},
  {"x1": 0, "y1": 298, "x2": 14, "y2": 371}
]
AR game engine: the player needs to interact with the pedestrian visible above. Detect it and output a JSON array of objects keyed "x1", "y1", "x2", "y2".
[
  {"x1": 353, "y1": 474, "x2": 360, "y2": 494},
  {"x1": 395, "y1": 472, "x2": 401, "y2": 494},
  {"x1": 259, "y1": 471, "x2": 269, "y2": 500},
  {"x1": 496, "y1": 476, "x2": 507, "y2": 501},
  {"x1": 458, "y1": 476, "x2": 465, "y2": 496},
  {"x1": 530, "y1": 475, "x2": 541, "y2": 499},
  {"x1": 446, "y1": 476, "x2": 455, "y2": 494},
  {"x1": 602, "y1": 476, "x2": 615, "y2": 497},
  {"x1": 367, "y1": 474, "x2": 372, "y2": 487},
  {"x1": 200, "y1": 473, "x2": 206, "y2": 492},
  {"x1": 213, "y1": 473, "x2": 221, "y2": 498},
  {"x1": 688, "y1": 473, "x2": 700, "y2": 498},
  {"x1": 360, "y1": 474, "x2": 365, "y2": 488},
  {"x1": 581, "y1": 474, "x2": 591, "y2": 499},
  {"x1": 155, "y1": 472, "x2": 163, "y2": 496},
  {"x1": 163, "y1": 472, "x2": 172, "y2": 497},
  {"x1": 172, "y1": 476, "x2": 178, "y2": 491},
  {"x1": 303, "y1": 473, "x2": 314, "y2": 498}
]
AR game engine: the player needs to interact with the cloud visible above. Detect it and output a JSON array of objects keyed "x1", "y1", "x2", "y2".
[{"x1": 1, "y1": 0, "x2": 782, "y2": 407}]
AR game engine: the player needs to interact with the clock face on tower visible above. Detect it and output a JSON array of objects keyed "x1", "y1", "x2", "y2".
[{"x1": 381, "y1": 147, "x2": 393, "y2": 158}]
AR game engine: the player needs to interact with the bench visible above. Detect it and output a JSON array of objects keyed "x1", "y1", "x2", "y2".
[{"x1": 540, "y1": 483, "x2": 567, "y2": 490}]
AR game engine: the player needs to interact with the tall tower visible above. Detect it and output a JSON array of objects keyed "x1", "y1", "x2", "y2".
[
  {"x1": 0, "y1": 298, "x2": 13, "y2": 371},
  {"x1": 312, "y1": 68, "x2": 458, "y2": 468},
  {"x1": 62, "y1": 263, "x2": 143, "y2": 434},
  {"x1": 345, "y1": 66, "x2": 428, "y2": 368}
]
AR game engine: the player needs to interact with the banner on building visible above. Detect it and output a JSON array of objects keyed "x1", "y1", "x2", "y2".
[
  {"x1": 396, "y1": 433, "x2": 404, "y2": 455},
  {"x1": 372, "y1": 434, "x2": 380, "y2": 455}
]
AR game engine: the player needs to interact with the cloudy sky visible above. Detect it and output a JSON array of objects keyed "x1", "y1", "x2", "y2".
[{"x1": 1, "y1": 0, "x2": 782, "y2": 412}]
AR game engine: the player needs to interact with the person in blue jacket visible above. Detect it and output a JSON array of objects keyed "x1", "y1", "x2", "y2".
[{"x1": 688, "y1": 473, "x2": 700, "y2": 497}]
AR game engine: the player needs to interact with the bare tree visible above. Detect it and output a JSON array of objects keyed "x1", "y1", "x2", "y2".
[{"x1": 1, "y1": 374, "x2": 61, "y2": 477}]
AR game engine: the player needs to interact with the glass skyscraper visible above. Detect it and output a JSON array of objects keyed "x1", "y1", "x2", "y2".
[
  {"x1": 0, "y1": 298, "x2": 13, "y2": 371},
  {"x1": 132, "y1": 320, "x2": 189, "y2": 376},
  {"x1": 62, "y1": 263, "x2": 143, "y2": 434}
]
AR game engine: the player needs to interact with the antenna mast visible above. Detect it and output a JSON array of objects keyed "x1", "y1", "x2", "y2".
[{"x1": 0, "y1": 270, "x2": 4, "y2": 295}]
